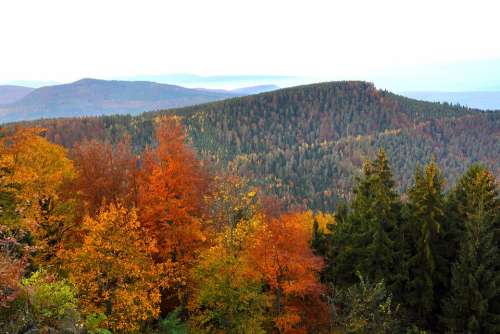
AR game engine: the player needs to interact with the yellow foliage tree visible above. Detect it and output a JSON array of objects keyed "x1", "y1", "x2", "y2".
[
  {"x1": 314, "y1": 212, "x2": 335, "y2": 235},
  {"x1": 204, "y1": 175, "x2": 259, "y2": 233},
  {"x1": 0, "y1": 128, "x2": 74, "y2": 213},
  {"x1": 189, "y1": 215, "x2": 270, "y2": 334},
  {"x1": 64, "y1": 203, "x2": 170, "y2": 332},
  {"x1": 0, "y1": 127, "x2": 75, "y2": 265}
]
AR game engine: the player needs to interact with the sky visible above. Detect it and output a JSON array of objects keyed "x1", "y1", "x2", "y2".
[{"x1": 1, "y1": 0, "x2": 500, "y2": 91}]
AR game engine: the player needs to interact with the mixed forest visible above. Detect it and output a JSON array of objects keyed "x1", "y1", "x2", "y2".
[
  {"x1": 1, "y1": 81, "x2": 499, "y2": 333},
  {"x1": 25, "y1": 81, "x2": 499, "y2": 210}
]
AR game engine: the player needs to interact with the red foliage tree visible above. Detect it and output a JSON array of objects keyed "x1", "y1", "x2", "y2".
[
  {"x1": 70, "y1": 137, "x2": 138, "y2": 216},
  {"x1": 0, "y1": 235, "x2": 27, "y2": 307}
]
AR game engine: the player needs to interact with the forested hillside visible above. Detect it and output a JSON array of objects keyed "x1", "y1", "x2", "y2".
[
  {"x1": 1, "y1": 121, "x2": 499, "y2": 333},
  {"x1": 24, "y1": 81, "x2": 499, "y2": 211}
]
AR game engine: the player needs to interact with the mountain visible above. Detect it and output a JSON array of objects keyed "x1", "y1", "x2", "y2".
[
  {"x1": 0, "y1": 78, "x2": 236, "y2": 123},
  {"x1": 401, "y1": 91, "x2": 500, "y2": 110},
  {"x1": 0, "y1": 85, "x2": 34, "y2": 104},
  {"x1": 14, "y1": 81, "x2": 500, "y2": 211}
]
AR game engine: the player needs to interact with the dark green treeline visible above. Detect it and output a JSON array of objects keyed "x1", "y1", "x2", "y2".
[{"x1": 313, "y1": 151, "x2": 500, "y2": 333}]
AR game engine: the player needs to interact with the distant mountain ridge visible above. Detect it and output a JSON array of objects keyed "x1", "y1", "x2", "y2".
[
  {"x1": 19, "y1": 81, "x2": 499, "y2": 210},
  {"x1": 0, "y1": 78, "x2": 238, "y2": 123},
  {"x1": 0, "y1": 85, "x2": 34, "y2": 104},
  {"x1": 0, "y1": 79, "x2": 282, "y2": 123}
]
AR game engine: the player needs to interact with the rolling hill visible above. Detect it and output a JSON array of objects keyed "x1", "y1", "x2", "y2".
[
  {"x1": 0, "y1": 85, "x2": 34, "y2": 104},
  {"x1": 0, "y1": 78, "x2": 237, "y2": 123},
  {"x1": 14, "y1": 81, "x2": 500, "y2": 211}
]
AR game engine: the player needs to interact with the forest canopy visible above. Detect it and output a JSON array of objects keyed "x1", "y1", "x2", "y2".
[
  {"x1": 23, "y1": 81, "x2": 499, "y2": 211},
  {"x1": 1, "y1": 115, "x2": 499, "y2": 333}
]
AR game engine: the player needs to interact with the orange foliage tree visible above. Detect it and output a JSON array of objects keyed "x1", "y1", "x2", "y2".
[
  {"x1": 64, "y1": 203, "x2": 170, "y2": 332},
  {"x1": 137, "y1": 117, "x2": 209, "y2": 309},
  {"x1": 245, "y1": 211, "x2": 327, "y2": 334}
]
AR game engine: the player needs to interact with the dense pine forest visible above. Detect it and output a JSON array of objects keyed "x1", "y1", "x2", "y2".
[
  {"x1": 22, "y1": 81, "x2": 500, "y2": 210},
  {"x1": 1, "y1": 82, "x2": 499, "y2": 333}
]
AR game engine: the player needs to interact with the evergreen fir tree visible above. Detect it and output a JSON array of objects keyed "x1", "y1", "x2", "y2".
[
  {"x1": 441, "y1": 166, "x2": 500, "y2": 333},
  {"x1": 315, "y1": 204, "x2": 352, "y2": 286},
  {"x1": 405, "y1": 160, "x2": 446, "y2": 326},
  {"x1": 347, "y1": 150, "x2": 402, "y2": 284},
  {"x1": 453, "y1": 166, "x2": 499, "y2": 247}
]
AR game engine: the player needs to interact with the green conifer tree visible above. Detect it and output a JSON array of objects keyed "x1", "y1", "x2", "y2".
[
  {"x1": 405, "y1": 160, "x2": 446, "y2": 326},
  {"x1": 441, "y1": 166, "x2": 500, "y2": 333},
  {"x1": 347, "y1": 150, "x2": 402, "y2": 284}
]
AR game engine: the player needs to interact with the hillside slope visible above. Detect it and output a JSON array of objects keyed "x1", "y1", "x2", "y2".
[
  {"x1": 0, "y1": 78, "x2": 235, "y2": 123},
  {"x1": 19, "y1": 81, "x2": 500, "y2": 210},
  {"x1": 0, "y1": 85, "x2": 34, "y2": 104}
]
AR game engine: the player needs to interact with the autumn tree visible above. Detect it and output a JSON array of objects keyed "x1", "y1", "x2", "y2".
[
  {"x1": 0, "y1": 127, "x2": 75, "y2": 266},
  {"x1": 64, "y1": 203, "x2": 169, "y2": 332},
  {"x1": 70, "y1": 137, "x2": 138, "y2": 216},
  {"x1": 245, "y1": 211, "x2": 327, "y2": 334},
  {"x1": 204, "y1": 174, "x2": 259, "y2": 233},
  {"x1": 137, "y1": 116, "x2": 209, "y2": 311},
  {"x1": 0, "y1": 152, "x2": 19, "y2": 227},
  {"x1": 316, "y1": 202, "x2": 356, "y2": 289},
  {"x1": 334, "y1": 272, "x2": 401, "y2": 333},
  {"x1": 0, "y1": 250, "x2": 25, "y2": 307},
  {"x1": 189, "y1": 214, "x2": 269, "y2": 334},
  {"x1": 311, "y1": 212, "x2": 335, "y2": 262},
  {"x1": 0, "y1": 127, "x2": 74, "y2": 225},
  {"x1": 21, "y1": 270, "x2": 80, "y2": 332}
]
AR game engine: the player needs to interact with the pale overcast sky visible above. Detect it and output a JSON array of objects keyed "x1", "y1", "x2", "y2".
[{"x1": 1, "y1": 0, "x2": 500, "y2": 90}]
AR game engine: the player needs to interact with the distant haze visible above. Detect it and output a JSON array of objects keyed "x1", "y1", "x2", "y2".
[
  {"x1": 117, "y1": 74, "x2": 301, "y2": 90},
  {"x1": 0, "y1": 78, "x2": 280, "y2": 123},
  {"x1": 1, "y1": 1, "x2": 500, "y2": 92},
  {"x1": 4, "y1": 60, "x2": 500, "y2": 92},
  {"x1": 400, "y1": 91, "x2": 500, "y2": 110}
]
